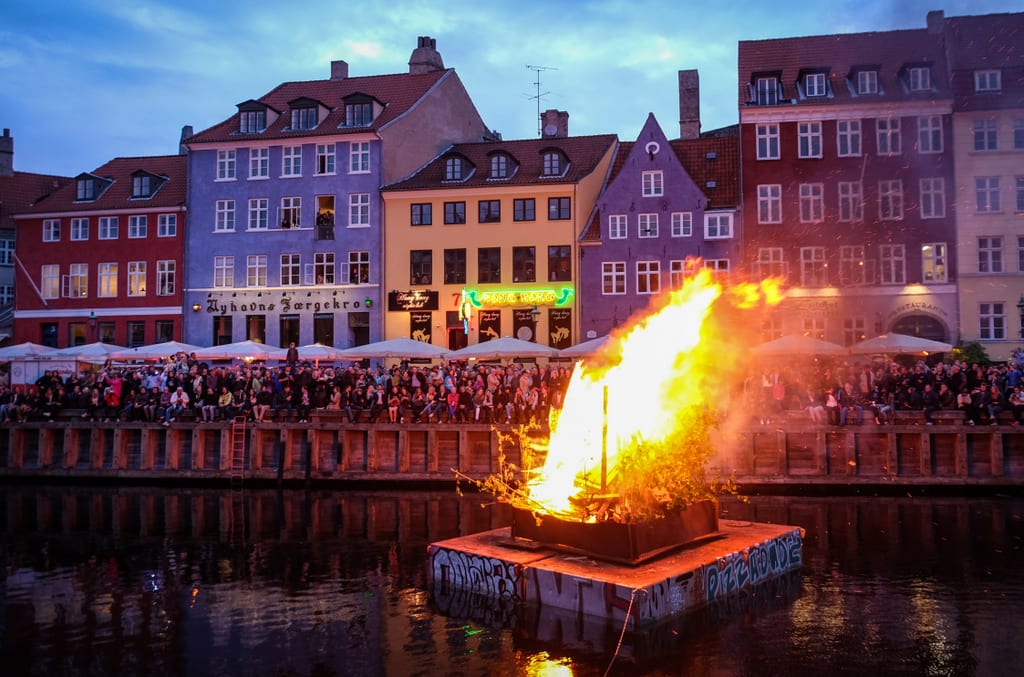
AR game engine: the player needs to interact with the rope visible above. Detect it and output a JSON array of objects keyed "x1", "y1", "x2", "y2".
[{"x1": 603, "y1": 587, "x2": 644, "y2": 677}]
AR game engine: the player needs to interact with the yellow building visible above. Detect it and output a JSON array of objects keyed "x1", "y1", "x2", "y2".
[{"x1": 382, "y1": 115, "x2": 616, "y2": 350}]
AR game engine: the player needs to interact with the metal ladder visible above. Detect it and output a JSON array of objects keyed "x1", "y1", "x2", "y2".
[{"x1": 229, "y1": 416, "x2": 247, "y2": 544}]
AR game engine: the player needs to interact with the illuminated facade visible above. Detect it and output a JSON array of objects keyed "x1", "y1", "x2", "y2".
[{"x1": 381, "y1": 117, "x2": 616, "y2": 350}]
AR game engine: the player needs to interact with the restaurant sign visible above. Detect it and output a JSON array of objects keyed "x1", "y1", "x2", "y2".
[
  {"x1": 462, "y1": 286, "x2": 574, "y2": 309},
  {"x1": 388, "y1": 290, "x2": 440, "y2": 311}
]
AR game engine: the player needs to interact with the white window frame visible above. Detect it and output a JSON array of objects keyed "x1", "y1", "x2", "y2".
[
  {"x1": 314, "y1": 252, "x2": 335, "y2": 284},
  {"x1": 799, "y1": 247, "x2": 826, "y2": 287},
  {"x1": 838, "y1": 181, "x2": 863, "y2": 222},
  {"x1": 281, "y1": 197, "x2": 301, "y2": 228},
  {"x1": 156, "y1": 260, "x2": 175, "y2": 296},
  {"x1": 315, "y1": 143, "x2": 336, "y2": 175},
  {"x1": 837, "y1": 119, "x2": 861, "y2": 157},
  {"x1": 248, "y1": 198, "x2": 269, "y2": 230},
  {"x1": 917, "y1": 116, "x2": 943, "y2": 154},
  {"x1": 920, "y1": 178, "x2": 946, "y2": 219},
  {"x1": 877, "y1": 118, "x2": 902, "y2": 155},
  {"x1": 280, "y1": 253, "x2": 301, "y2": 286},
  {"x1": 349, "y1": 193, "x2": 370, "y2": 227},
  {"x1": 638, "y1": 213, "x2": 658, "y2": 238},
  {"x1": 247, "y1": 254, "x2": 267, "y2": 287},
  {"x1": 756, "y1": 77, "x2": 778, "y2": 105},
  {"x1": 839, "y1": 245, "x2": 866, "y2": 285},
  {"x1": 974, "y1": 70, "x2": 1002, "y2": 92},
  {"x1": 282, "y1": 146, "x2": 302, "y2": 177},
  {"x1": 973, "y1": 118, "x2": 997, "y2": 151},
  {"x1": 799, "y1": 183, "x2": 824, "y2": 223},
  {"x1": 805, "y1": 73, "x2": 826, "y2": 97},
  {"x1": 158, "y1": 213, "x2": 177, "y2": 237},
  {"x1": 922, "y1": 243, "x2": 947, "y2": 283},
  {"x1": 756, "y1": 123, "x2": 780, "y2": 160},
  {"x1": 978, "y1": 236, "x2": 1003, "y2": 273},
  {"x1": 98, "y1": 262, "x2": 117, "y2": 298},
  {"x1": 669, "y1": 260, "x2": 686, "y2": 289},
  {"x1": 128, "y1": 261, "x2": 146, "y2": 297},
  {"x1": 215, "y1": 199, "x2": 235, "y2": 231},
  {"x1": 249, "y1": 147, "x2": 269, "y2": 179},
  {"x1": 798, "y1": 121, "x2": 822, "y2": 158},
  {"x1": 0, "y1": 239, "x2": 12, "y2": 266},
  {"x1": 1014, "y1": 117, "x2": 1024, "y2": 151},
  {"x1": 880, "y1": 244, "x2": 906, "y2": 284},
  {"x1": 975, "y1": 177, "x2": 1001, "y2": 213},
  {"x1": 1017, "y1": 177, "x2": 1024, "y2": 213},
  {"x1": 128, "y1": 215, "x2": 147, "y2": 239},
  {"x1": 879, "y1": 180, "x2": 904, "y2": 221},
  {"x1": 642, "y1": 171, "x2": 663, "y2": 197},
  {"x1": 66, "y1": 262, "x2": 88, "y2": 298},
  {"x1": 857, "y1": 70, "x2": 878, "y2": 95},
  {"x1": 979, "y1": 302, "x2": 1006, "y2": 340},
  {"x1": 757, "y1": 184, "x2": 782, "y2": 223},
  {"x1": 908, "y1": 66, "x2": 931, "y2": 91},
  {"x1": 671, "y1": 212, "x2": 692, "y2": 237},
  {"x1": 757, "y1": 248, "x2": 784, "y2": 278},
  {"x1": 704, "y1": 259, "x2": 730, "y2": 276},
  {"x1": 609, "y1": 214, "x2": 627, "y2": 239},
  {"x1": 349, "y1": 141, "x2": 370, "y2": 174},
  {"x1": 70, "y1": 218, "x2": 88, "y2": 241},
  {"x1": 602, "y1": 261, "x2": 626, "y2": 295},
  {"x1": 43, "y1": 219, "x2": 60, "y2": 242},
  {"x1": 98, "y1": 216, "x2": 118, "y2": 240},
  {"x1": 41, "y1": 264, "x2": 60, "y2": 299},
  {"x1": 214, "y1": 256, "x2": 234, "y2": 288},
  {"x1": 346, "y1": 251, "x2": 370, "y2": 284},
  {"x1": 704, "y1": 213, "x2": 732, "y2": 239},
  {"x1": 216, "y1": 149, "x2": 236, "y2": 181},
  {"x1": 636, "y1": 261, "x2": 660, "y2": 295}
]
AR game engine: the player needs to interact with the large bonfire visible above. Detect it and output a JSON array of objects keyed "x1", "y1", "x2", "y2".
[{"x1": 468, "y1": 269, "x2": 783, "y2": 523}]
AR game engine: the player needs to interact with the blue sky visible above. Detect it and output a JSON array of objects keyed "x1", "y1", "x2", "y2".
[{"x1": 2, "y1": 0, "x2": 1019, "y2": 176}]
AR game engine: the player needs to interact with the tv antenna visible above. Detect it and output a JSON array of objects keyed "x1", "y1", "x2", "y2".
[{"x1": 526, "y1": 64, "x2": 557, "y2": 136}]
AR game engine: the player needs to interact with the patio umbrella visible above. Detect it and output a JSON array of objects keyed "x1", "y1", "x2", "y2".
[
  {"x1": 267, "y1": 342, "x2": 350, "y2": 363},
  {"x1": 559, "y1": 335, "x2": 612, "y2": 359},
  {"x1": 446, "y1": 336, "x2": 560, "y2": 361},
  {"x1": 55, "y1": 341, "x2": 127, "y2": 364},
  {"x1": 753, "y1": 334, "x2": 847, "y2": 357},
  {"x1": 191, "y1": 339, "x2": 274, "y2": 361},
  {"x1": 336, "y1": 337, "x2": 448, "y2": 360},
  {"x1": 111, "y1": 340, "x2": 203, "y2": 361},
  {"x1": 848, "y1": 333, "x2": 953, "y2": 356},
  {"x1": 0, "y1": 341, "x2": 59, "y2": 362}
]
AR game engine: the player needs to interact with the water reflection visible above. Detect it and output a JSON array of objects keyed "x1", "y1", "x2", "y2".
[{"x1": 1, "y1": 486, "x2": 1021, "y2": 676}]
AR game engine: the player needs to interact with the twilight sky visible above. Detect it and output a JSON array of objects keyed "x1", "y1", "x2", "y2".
[{"x1": 1, "y1": 0, "x2": 1019, "y2": 176}]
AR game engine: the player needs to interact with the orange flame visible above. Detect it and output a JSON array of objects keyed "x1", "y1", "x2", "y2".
[{"x1": 525, "y1": 270, "x2": 781, "y2": 518}]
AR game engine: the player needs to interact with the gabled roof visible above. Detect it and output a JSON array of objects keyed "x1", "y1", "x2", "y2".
[
  {"x1": 738, "y1": 27, "x2": 950, "y2": 107},
  {"x1": 17, "y1": 154, "x2": 187, "y2": 215},
  {"x1": 186, "y1": 70, "x2": 450, "y2": 144},
  {"x1": 382, "y1": 134, "x2": 618, "y2": 191},
  {"x1": 0, "y1": 171, "x2": 72, "y2": 229}
]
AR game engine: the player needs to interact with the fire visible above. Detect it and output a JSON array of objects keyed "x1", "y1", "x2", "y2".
[{"x1": 524, "y1": 270, "x2": 781, "y2": 519}]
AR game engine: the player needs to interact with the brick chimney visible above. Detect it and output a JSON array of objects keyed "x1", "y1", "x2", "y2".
[
  {"x1": 0, "y1": 128, "x2": 13, "y2": 177},
  {"x1": 179, "y1": 125, "x2": 193, "y2": 156},
  {"x1": 541, "y1": 109, "x2": 569, "y2": 138},
  {"x1": 927, "y1": 9, "x2": 944, "y2": 34},
  {"x1": 409, "y1": 36, "x2": 445, "y2": 74},
  {"x1": 331, "y1": 59, "x2": 349, "y2": 80},
  {"x1": 678, "y1": 69, "x2": 701, "y2": 140}
]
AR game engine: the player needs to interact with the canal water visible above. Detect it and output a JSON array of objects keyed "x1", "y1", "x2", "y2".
[{"x1": 0, "y1": 485, "x2": 1021, "y2": 676}]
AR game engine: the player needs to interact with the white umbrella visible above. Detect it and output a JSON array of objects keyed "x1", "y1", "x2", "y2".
[
  {"x1": 55, "y1": 341, "x2": 127, "y2": 363},
  {"x1": 753, "y1": 334, "x2": 847, "y2": 357},
  {"x1": 337, "y1": 337, "x2": 448, "y2": 360},
  {"x1": 848, "y1": 333, "x2": 953, "y2": 356},
  {"x1": 267, "y1": 342, "x2": 350, "y2": 362},
  {"x1": 559, "y1": 335, "x2": 612, "y2": 359},
  {"x1": 111, "y1": 340, "x2": 203, "y2": 361},
  {"x1": 446, "y1": 336, "x2": 560, "y2": 361},
  {"x1": 191, "y1": 339, "x2": 274, "y2": 361},
  {"x1": 0, "y1": 341, "x2": 59, "y2": 362}
]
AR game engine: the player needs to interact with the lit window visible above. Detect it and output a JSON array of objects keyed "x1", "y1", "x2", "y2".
[
  {"x1": 636, "y1": 261, "x2": 660, "y2": 295},
  {"x1": 41, "y1": 264, "x2": 60, "y2": 299},
  {"x1": 347, "y1": 251, "x2": 370, "y2": 285},
  {"x1": 602, "y1": 262, "x2": 625, "y2": 295},
  {"x1": 922, "y1": 243, "x2": 947, "y2": 283},
  {"x1": 98, "y1": 262, "x2": 117, "y2": 297},
  {"x1": 156, "y1": 260, "x2": 175, "y2": 296},
  {"x1": 66, "y1": 263, "x2": 88, "y2": 298},
  {"x1": 314, "y1": 252, "x2": 335, "y2": 284},
  {"x1": 128, "y1": 262, "x2": 146, "y2": 296}
]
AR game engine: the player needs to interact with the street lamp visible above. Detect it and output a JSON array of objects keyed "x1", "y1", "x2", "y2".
[{"x1": 88, "y1": 310, "x2": 96, "y2": 342}]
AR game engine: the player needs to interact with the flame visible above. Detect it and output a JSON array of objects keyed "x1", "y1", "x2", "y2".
[{"x1": 524, "y1": 270, "x2": 781, "y2": 518}]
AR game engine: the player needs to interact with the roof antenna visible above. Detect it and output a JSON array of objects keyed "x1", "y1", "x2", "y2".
[{"x1": 526, "y1": 64, "x2": 557, "y2": 137}]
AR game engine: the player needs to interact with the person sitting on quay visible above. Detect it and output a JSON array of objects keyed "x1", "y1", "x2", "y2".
[
  {"x1": 164, "y1": 386, "x2": 189, "y2": 426},
  {"x1": 921, "y1": 383, "x2": 942, "y2": 425},
  {"x1": 1008, "y1": 386, "x2": 1024, "y2": 426}
]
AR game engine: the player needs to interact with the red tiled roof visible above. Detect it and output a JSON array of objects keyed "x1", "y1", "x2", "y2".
[
  {"x1": 382, "y1": 134, "x2": 618, "y2": 191},
  {"x1": 0, "y1": 172, "x2": 72, "y2": 228},
  {"x1": 738, "y1": 28, "x2": 950, "y2": 106},
  {"x1": 186, "y1": 70, "x2": 450, "y2": 145},
  {"x1": 945, "y1": 13, "x2": 1024, "y2": 69},
  {"x1": 17, "y1": 154, "x2": 187, "y2": 215}
]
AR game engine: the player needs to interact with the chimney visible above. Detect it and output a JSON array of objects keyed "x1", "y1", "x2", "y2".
[
  {"x1": 179, "y1": 125, "x2": 193, "y2": 156},
  {"x1": 331, "y1": 59, "x2": 349, "y2": 80},
  {"x1": 926, "y1": 9, "x2": 944, "y2": 34},
  {"x1": 678, "y1": 69, "x2": 701, "y2": 140},
  {"x1": 408, "y1": 36, "x2": 445, "y2": 74},
  {"x1": 541, "y1": 109, "x2": 569, "y2": 138},
  {"x1": 0, "y1": 128, "x2": 13, "y2": 177}
]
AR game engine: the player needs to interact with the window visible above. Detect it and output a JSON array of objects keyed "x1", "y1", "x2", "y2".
[
  {"x1": 249, "y1": 147, "x2": 269, "y2": 178},
  {"x1": 291, "y1": 106, "x2": 317, "y2": 130},
  {"x1": 880, "y1": 244, "x2": 906, "y2": 284},
  {"x1": 542, "y1": 151, "x2": 563, "y2": 176},
  {"x1": 837, "y1": 119, "x2": 861, "y2": 157},
  {"x1": 756, "y1": 77, "x2": 778, "y2": 105},
  {"x1": 878, "y1": 180, "x2": 903, "y2": 220},
  {"x1": 602, "y1": 262, "x2": 626, "y2": 295},
  {"x1": 757, "y1": 248, "x2": 784, "y2": 278},
  {"x1": 76, "y1": 178, "x2": 95, "y2": 201},
  {"x1": 477, "y1": 247, "x2": 501, "y2": 284},
  {"x1": 156, "y1": 260, "x2": 175, "y2": 296},
  {"x1": 154, "y1": 320, "x2": 174, "y2": 344},
  {"x1": 798, "y1": 121, "x2": 822, "y2": 158},
  {"x1": 976, "y1": 177, "x2": 1001, "y2": 213},
  {"x1": 857, "y1": 70, "x2": 878, "y2": 95},
  {"x1": 705, "y1": 213, "x2": 732, "y2": 239},
  {"x1": 1015, "y1": 118, "x2": 1024, "y2": 150},
  {"x1": 922, "y1": 243, "x2": 947, "y2": 283},
  {"x1": 347, "y1": 251, "x2": 370, "y2": 284},
  {"x1": 478, "y1": 200, "x2": 501, "y2": 223},
  {"x1": 799, "y1": 183, "x2": 824, "y2": 223},
  {"x1": 638, "y1": 214, "x2": 658, "y2": 238},
  {"x1": 548, "y1": 197, "x2": 571, "y2": 220},
  {"x1": 410, "y1": 250, "x2": 432, "y2": 285},
  {"x1": 98, "y1": 262, "x2": 117, "y2": 297},
  {"x1": 217, "y1": 150, "x2": 236, "y2": 180},
  {"x1": 490, "y1": 154, "x2": 508, "y2": 179},
  {"x1": 344, "y1": 101, "x2": 372, "y2": 126},
  {"x1": 800, "y1": 247, "x2": 826, "y2": 287},
  {"x1": 349, "y1": 142, "x2": 370, "y2": 174},
  {"x1": 0, "y1": 239, "x2": 11, "y2": 266},
  {"x1": 636, "y1": 261, "x2": 660, "y2": 295},
  {"x1": 128, "y1": 262, "x2": 146, "y2": 296},
  {"x1": 756, "y1": 185, "x2": 781, "y2": 223},
  {"x1": 973, "y1": 119, "x2": 997, "y2": 151},
  {"x1": 43, "y1": 219, "x2": 60, "y2": 242},
  {"x1": 803, "y1": 317, "x2": 826, "y2": 341},
  {"x1": 756, "y1": 123, "x2": 780, "y2": 160},
  {"x1": 839, "y1": 246, "x2": 866, "y2": 285},
  {"x1": 805, "y1": 72, "x2": 826, "y2": 97},
  {"x1": 281, "y1": 197, "x2": 301, "y2": 228},
  {"x1": 877, "y1": 118, "x2": 901, "y2": 155},
  {"x1": 279, "y1": 253, "x2": 300, "y2": 286},
  {"x1": 349, "y1": 193, "x2": 370, "y2": 227},
  {"x1": 445, "y1": 157, "x2": 464, "y2": 181},
  {"x1": 907, "y1": 66, "x2": 931, "y2": 91},
  {"x1": 70, "y1": 218, "x2": 88, "y2": 241},
  {"x1": 41, "y1": 264, "x2": 60, "y2": 299},
  {"x1": 920, "y1": 178, "x2": 946, "y2": 218},
  {"x1": 214, "y1": 255, "x2": 233, "y2": 287},
  {"x1": 313, "y1": 252, "x2": 335, "y2": 284},
  {"x1": 247, "y1": 255, "x2": 267, "y2": 287},
  {"x1": 411, "y1": 203, "x2": 432, "y2": 226},
  {"x1": 704, "y1": 259, "x2": 730, "y2": 276},
  {"x1": 66, "y1": 263, "x2": 88, "y2": 297},
  {"x1": 979, "y1": 302, "x2": 1005, "y2": 340},
  {"x1": 240, "y1": 109, "x2": 265, "y2": 134},
  {"x1": 1017, "y1": 177, "x2": 1024, "y2": 212},
  {"x1": 126, "y1": 321, "x2": 145, "y2": 348},
  {"x1": 917, "y1": 116, "x2": 943, "y2": 154},
  {"x1": 156, "y1": 216, "x2": 177, "y2": 240},
  {"x1": 548, "y1": 245, "x2": 571, "y2": 281},
  {"x1": 843, "y1": 317, "x2": 867, "y2": 346},
  {"x1": 1018, "y1": 236, "x2": 1024, "y2": 272},
  {"x1": 978, "y1": 237, "x2": 1003, "y2": 273},
  {"x1": 838, "y1": 181, "x2": 863, "y2": 222},
  {"x1": 669, "y1": 260, "x2": 686, "y2": 290},
  {"x1": 132, "y1": 174, "x2": 152, "y2": 197},
  {"x1": 128, "y1": 215, "x2": 147, "y2": 239},
  {"x1": 642, "y1": 171, "x2": 663, "y2": 196},
  {"x1": 282, "y1": 146, "x2": 302, "y2": 176},
  {"x1": 215, "y1": 200, "x2": 235, "y2": 231},
  {"x1": 513, "y1": 198, "x2": 535, "y2": 222},
  {"x1": 671, "y1": 212, "x2": 692, "y2": 237},
  {"x1": 315, "y1": 144, "x2": 335, "y2": 175},
  {"x1": 444, "y1": 249, "x2": 466, "y2": 284},
  {"x1": 608, "y1": 214, "x2": 627, "y2": 239},
  {"x1": 444, "y1": 201, "x2": 466, "y2": 224},
  {"x1": 317, "y1": 199, "x2": 336, "y2": 237},
  {"x1": 99, "y1": 216, "x2": 118, "y2": 240},
  {"x1": 975, "y1": 70, "x2": 1002, "y2": 92},
  {"x1": 241, "y1": 198, "x2": 265, "y2": 231},
  {"x1": 512, "y1": 246, "x2": 536, "y2": 283}
]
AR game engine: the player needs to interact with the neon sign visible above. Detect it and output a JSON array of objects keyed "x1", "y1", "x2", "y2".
[{"x1": 462, "y1": 286, "x2": 574, "y2": 309}]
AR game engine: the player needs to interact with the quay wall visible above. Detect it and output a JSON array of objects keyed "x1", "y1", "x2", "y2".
[{"x1": 0, "y1": 419, "x2": 1022, "y2": 487}]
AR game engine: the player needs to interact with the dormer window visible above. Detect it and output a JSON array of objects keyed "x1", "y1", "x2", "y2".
[
  {"x1": 754, "y1": 75, "x2": 780, "y2": 105},
  {"x1": 853, "y1": 68, "x2": 879, "y2": 95},
  {"x1": 490, "y1": 153, "x2": 509, "y2": 179},
  {"x1": 291, "y1": 106, "x2": 318, "y2": 130},
  {"x1": 541, "y1": 150, "x2": 566, "y2": 177},
  {"x1": 237, "y1": 100, "x2": 271, "y2": 134},
  {"x1": 975, "y1": 70, "x2": 1001, "y2": 93},
  {"x1": 445, "y1": 157, "x2": 464, "y2": 181},
  {"x1": 76, "y1": 178, "x2": 95, "y2": 201},
  {"x1": 906, "y1": 65, "x2": 931, "y2": 92},
  {"x1": 130, "y1": 171, "x2": 164, "y2": 199},
  {"x1": 803, "y1": 71, "x2": 828, "y2": 98}
]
